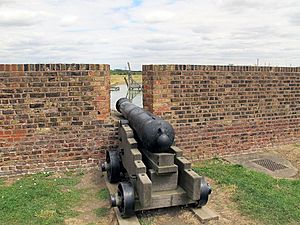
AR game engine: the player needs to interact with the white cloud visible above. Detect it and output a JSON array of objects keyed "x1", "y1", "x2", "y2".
[
  {"x1": 289, "y1": 13, "x2": 300, "y2": 26},
  {"x1": 0, "y1": 0, "x2": 299, "y2": 69},
  {"x1": 144, "y1": 10, "x2": 174, "y2": 23},
  {"x1": 0, "y1": 9, "x2": 47, "y2": 26},
  {"x1": 0, "y1": 0, "x2": 15, "y2": 6},
  {"x1": 60, "y1": 16, "x2": 79, "y2": 27}
]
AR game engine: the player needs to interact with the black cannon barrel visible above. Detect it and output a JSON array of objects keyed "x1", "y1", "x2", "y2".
[{"x1": 116, "y1": 98, "x2": 175, "y2": 153}]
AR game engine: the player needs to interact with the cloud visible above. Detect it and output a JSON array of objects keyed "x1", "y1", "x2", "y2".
[
  {"x1": 0, "y1": 0, "x2": 14, "y2": 6},
  {"x1": 0, "y1": 0, "x2": 299, "y2": 68},
  {"x1": 191, "y1": 24, "x2": 215, "y2": 35},
  {"x1": 230, "y1": 26, "x2": 277, "y2": 40},
  {"x1": 0, "y1": 9, "x2": 47, "y2": 26},
  {"x1": 60, "y1": 16, "x2": 79, "y2": 27},
  {"x1": 220, "y1": 0, "x2": 260, "y2": 12},
  {"x1": 220, "y1": 0, "x2": 298, "y2": 12},
  {"x1": 289, "y1": 14, "x2": 300, "y2": 26},
  {"x1": 144, "y1": 10, "x2": 174, "y2": 23},
  {"x1": 145, "y1": 35, "x2": 177, "y2": 43}
]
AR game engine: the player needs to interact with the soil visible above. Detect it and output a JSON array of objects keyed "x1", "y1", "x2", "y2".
[{"x1": 65, "y1": 170, "x2": 117, "y2": 225}]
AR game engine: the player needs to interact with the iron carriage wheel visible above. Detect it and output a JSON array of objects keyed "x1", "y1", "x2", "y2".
[
  {"x1": 117, "y1": 181, "x2": 135, "y2": 218},
  {"x1": 195, "y1": 177, "x2": 212, "y2": 207},
  {"x1": 106, "y1": 150, "x2": 121, "y2": 183}
]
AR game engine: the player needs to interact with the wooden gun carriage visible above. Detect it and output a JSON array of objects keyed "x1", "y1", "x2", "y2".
[{"x1": 102, "y1": 98, "x2": 211, "y2": 218}]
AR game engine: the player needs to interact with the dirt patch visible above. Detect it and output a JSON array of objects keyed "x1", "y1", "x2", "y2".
[
  {"x1": 137, "y1": 207, "x2": 200, "y2": 225},
  {"x1": 65, "y1": 169, "x2": 117, "y2": 225},
  {"x1": 1, "y1": 177, "x2": 19, "y2": 186}
]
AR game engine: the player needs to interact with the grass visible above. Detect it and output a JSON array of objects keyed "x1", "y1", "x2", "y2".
[
  {"x1": 97, "y1": 188, "x2": 110, "y2": 200},
  {"x1": 138, "y1": 216, "x2": 155, "y2": 225},
  {"x1": 194, "y1": 159, "x2": 300, "y2": 225},
  {"x1": 94, "y1": 188, "x2": 110, "y2": 219},
  {"x1": 94, "y1": 207, "x2": 110, "y2": 218},
  {"x1": 110, "y1": 69, "x2": 141, "y2": 76},
  {"x1": 0, "y1": 172, "x2": 82, "y2": 225},
  {"x1": 111, "y1": 74, "x2": 142, "y2": 85}
]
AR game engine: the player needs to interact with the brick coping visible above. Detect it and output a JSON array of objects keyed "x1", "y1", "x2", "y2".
[
  {"x1": 143, "y1": 64, "x2": 300, "y2": 72},
  {"x1": 0, "y1": 64, "x2": 109, "y2": 72}
]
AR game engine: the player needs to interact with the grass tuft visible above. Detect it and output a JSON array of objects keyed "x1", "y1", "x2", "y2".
[
  {"x1": 64, "y1": 170, "x2": 85, "y2": 177},
  {"x1": 139, "y1": 216, "x2": 155, "y2": 225},
  {"x1": 94, "y1": 207, "x2": 110, "y2": 218},
  {"x1": 194, "y1": 159, "x2": 300, "y2": 225},
  {"x1": 97, "y1": 188, "x2": 110, "y2": 200}
]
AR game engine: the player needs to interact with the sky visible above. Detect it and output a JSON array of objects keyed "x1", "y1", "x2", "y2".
[{"x1": 0, "y1": 0, "x2": 299, "y2": 70}]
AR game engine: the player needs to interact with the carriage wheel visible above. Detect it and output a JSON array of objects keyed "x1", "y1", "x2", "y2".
[
  {"x1": 116, "y1": 182, "x2": 135, "y2": 218},
  {"x1": 104, "y1": 150, "x2": 121, "y2": 183},
  {"x1": 196, "y1": 177, "x2": 212, "y2": 207}
]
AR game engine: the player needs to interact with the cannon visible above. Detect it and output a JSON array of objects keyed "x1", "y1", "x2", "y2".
[
  {"x1": 102, "y1": 98, "x2": 211, "y2": 218},
  {"x1": 116, "y1": 98, "x2": 175, "y2": 152}
]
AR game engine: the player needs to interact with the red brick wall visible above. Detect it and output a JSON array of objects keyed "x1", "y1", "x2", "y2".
[
  {"x1": 143, "y1": 65, "x2": 300, "y2": 160},
  {"x1": 0, "y1": 64, "x2": 118, "y2": 176},
  {"x1": 3, "y1": 63, "x2": 300, "y2": 175}
]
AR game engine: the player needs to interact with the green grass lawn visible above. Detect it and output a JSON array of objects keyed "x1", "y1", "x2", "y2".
[
  {"x1": 1, "y1": 160, "x2": 299, "y2": 225},
  {"x1": 194, "y1": 159, "x2": 300, "y2": 225},
  {"x1": 0, "y1": 172, "x2": 82, "y2": 225}
]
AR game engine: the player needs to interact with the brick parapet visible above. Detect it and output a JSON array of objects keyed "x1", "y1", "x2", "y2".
[
  {"x1": 0, "y1": 64, "x2": 116, "y2": 176},
  {"x1": 0, "y1": 64, "x2": 109, "y2": 72},
  {"x1": 143, "y1": 64, "x2": 300, "y2": 160},
  {"x1": 142, "y1": 64, "x2": 300, "y2": 72}
]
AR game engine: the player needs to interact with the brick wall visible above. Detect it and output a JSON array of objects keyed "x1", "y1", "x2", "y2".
[
  {"x1": 143, "y1": 65, "x2": 300, "y2": 160},
  {"x1": 0, "y1": 64, "x2": 118, "y2": 176},
  {"x1": 2, "y1": 63, "x2": 300, "y2": 176}
]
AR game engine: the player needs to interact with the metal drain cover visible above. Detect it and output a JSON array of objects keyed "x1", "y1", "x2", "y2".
[
  {"x1": 225, "y1": 152, "x2": 298, "y2": 178},
  {"x1": 252, "y1": 158, "x2": 287, "y2": 171}
]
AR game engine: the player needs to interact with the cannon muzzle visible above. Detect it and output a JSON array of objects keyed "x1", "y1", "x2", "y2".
[{"x1": 116, "y1": 98, "x2": 174, "y2": 153}]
